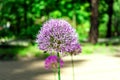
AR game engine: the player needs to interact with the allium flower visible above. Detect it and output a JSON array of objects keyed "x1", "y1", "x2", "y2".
[
  {"x1": 63, "y1": 43, "x2": 82, "y2": 55},
  {"x1": 36, "y1": 19, "x2": 78, "y2": 53},
  {"x1": 45, "y1": 55, "x2": 64, "y2": 69}
]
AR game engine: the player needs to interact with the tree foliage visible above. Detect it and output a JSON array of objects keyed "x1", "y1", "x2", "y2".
[{"x1": 0, "y1": 0, "x2": 119, "y2": 41}]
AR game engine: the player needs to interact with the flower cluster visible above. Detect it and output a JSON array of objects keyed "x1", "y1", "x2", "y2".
[
  {"x1": 45, "y1": 55, "x2": 64, "y2": 70},
  {"x1": 36, "y1": 19, "x2": 78, "y2": 53}
]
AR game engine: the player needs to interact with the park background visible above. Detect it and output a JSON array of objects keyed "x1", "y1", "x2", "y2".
[
  {"x1": 0, "y1": 0, "x2": 120, "y2": 80},
  {"x1": 0, "y1": 0, "x2": 120, "y2": 60}
]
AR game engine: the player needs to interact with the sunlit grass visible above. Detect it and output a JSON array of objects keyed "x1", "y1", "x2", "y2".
[
  {"x1": 0, "y1": 43, "x2": 119, "y2": 60},
  {"x1": 18, "y1": 45, "x2": 41, "y2": 57},
  {"x1": 82, "y1": 43, "x2": 120, "y2": 55}
]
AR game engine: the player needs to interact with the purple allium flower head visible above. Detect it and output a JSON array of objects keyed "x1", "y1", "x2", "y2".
[
  {"x1": 63, "y1": 43, "x2": 82, "y2": 55},
  {"x1": 36, "y1": 19, "x2": 78, "y2": 53},
  {"x1": 45, "y1": 55, "x2": 64, "y2": 69}
]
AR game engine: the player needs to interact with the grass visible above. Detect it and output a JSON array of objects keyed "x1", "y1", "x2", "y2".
[
  {"x1": 0, "y1": 43, "x2": 119, "y2": 60},
  {"x1": 0, "y1": 44, "x2": 49, "y2": 60},
  {"x1": 81, "y1": 43, "x2": 120, "y2": 55}
]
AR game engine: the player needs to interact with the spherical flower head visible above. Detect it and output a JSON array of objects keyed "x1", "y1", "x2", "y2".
[
  {"x1": 63, "y1": 43, "x2": 82, "y2": 55},
  {"x1": 36, "y1": 19, "x2": 78, "y2": 53},
  {"x1": 45, "y1": 55, "x2": 64, "y2": 70}
]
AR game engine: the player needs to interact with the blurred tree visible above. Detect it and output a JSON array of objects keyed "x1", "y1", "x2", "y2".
[
  {"x1": 106, "y1": 0, "x2": 114, "y2": 38},
  {"x1": 89, "y1": 0, "x2": 99, "y2": 44},
  {"x1": 113, "y1": 0, "x2": 120, "y2": 37},
  {"x1": 0, "y1": 0, "x2": 43, "y2": 38}
]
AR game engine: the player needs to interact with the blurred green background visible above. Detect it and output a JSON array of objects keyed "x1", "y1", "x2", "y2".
[{"x1": 0, "y1": 0, "x2": 120, "y2": 60}]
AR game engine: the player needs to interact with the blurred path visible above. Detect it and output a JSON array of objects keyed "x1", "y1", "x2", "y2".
[{"x1": 0, "y1": 54, "x2": 120, "y2": 80}]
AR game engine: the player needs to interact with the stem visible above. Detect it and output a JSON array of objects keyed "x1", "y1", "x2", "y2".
[
  {"x1": 53, "y1": 69, "x2": 56, "y2": 80},
  {"x1": 57, "y1": 53, "x2": 61, "y2": 80},
  {"x1": 71, "y1": 55, "x2": 75, "y2": 80}
]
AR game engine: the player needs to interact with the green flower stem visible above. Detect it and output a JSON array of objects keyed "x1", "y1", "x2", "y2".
[
  {"x1": 71, "y1": 55, "x2": 75, "y2": 80},
  {"x1": 57, "y1": 53, "x2": 61, "y2": 80},
  {"x1": 53, "y1": 69, "x2": 56, "y2": 80}
]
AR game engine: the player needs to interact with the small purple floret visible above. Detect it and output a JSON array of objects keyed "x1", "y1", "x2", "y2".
[
  {"x1": 45, "y1": 55, "x2": 64, "y2": 69},
  {"x1": 63, "y1": 43, "x2": 82, "y2": 55}
]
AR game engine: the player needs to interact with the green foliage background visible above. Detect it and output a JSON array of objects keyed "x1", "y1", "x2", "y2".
[{"x1": 0, "y1": 0, "x2": 120, "y2": 40}]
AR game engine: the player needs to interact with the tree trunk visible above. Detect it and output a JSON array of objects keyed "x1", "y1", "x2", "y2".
[
  {"x1": 89, "y1": 0, "x2": 99, "y2": 44},
  {"x1": 24, "y1": 0, "x2": 28, "y2": 28},
  {"x1": 106, "y1": 0, "x2": 113, "y2": 38},
  {"x1": 0, "y1": 0, "x2": 4, "y2": 25}
]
